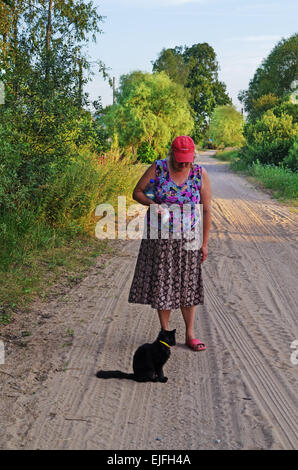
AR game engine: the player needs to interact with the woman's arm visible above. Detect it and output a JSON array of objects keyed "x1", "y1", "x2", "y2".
[
  {"x1": 200, "y1": 167, "x2": 212, "y2": 262},
  {"x1": 132, "y1": 162, "x2": 157, "y2": 206}
]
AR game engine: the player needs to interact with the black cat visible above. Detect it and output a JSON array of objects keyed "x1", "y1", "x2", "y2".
[{"x1": 96, "y1": 328, "x2": 176, "y2": 383}]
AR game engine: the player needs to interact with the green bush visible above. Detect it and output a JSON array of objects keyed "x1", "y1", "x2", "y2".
[
  {"x1": 250, "y1": 94, "x2": 280, "y2": 121},
  {"x1": 37, "y1": 148, "x2": 101, "y2": 229},
  {"x1": 243, "y1": 109, "x2": 298, "y2": 166},
  {"x1": 283, "y1": 139, "x2": 298, "y2": 172},
  {"x1": 0, "y1": 140, "x2": 144, "y2": 268},
  {"x1": 209, "y1": 105, "x2": 245, "y2": 148},
  {"x1": 273, "y1": 101, "x2": 298, "y2": 123},
  {"x1": 137, "y1": 142, "x2": 158, "y2": 163},
  {"x1": 38, "y1": 147, "x2": 145, "y2": 229}
]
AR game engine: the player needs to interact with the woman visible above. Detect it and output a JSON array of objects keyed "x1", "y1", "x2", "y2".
[{"x1": 128, "y1": 136, "x2": 211, "y2": 351}]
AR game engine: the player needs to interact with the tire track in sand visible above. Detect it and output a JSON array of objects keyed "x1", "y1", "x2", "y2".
[
  {"x1": 201, "y1": 152, "x2": 298, "y2": 449},
  {"x1": 1, "y1": 151, "x2": 297, "y2": 450}
]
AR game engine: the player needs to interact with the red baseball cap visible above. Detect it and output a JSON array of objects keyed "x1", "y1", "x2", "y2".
[{"x1": 171, "y1": 136, "x2": 195, "y2": 162}]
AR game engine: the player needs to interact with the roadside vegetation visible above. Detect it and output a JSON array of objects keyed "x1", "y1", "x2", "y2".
[
  {"x1": 208, "y1": 34, "x2": 297, "y2": 205},
  {"x1": 0, "y1": 1, "x2": 144, "y2": 320},
  {"x1": 215, "y1": 150, "x2": 297, "y2": 203},
  {"x1": 0, "y1": 1, "x2": 296, "y2": 322}
]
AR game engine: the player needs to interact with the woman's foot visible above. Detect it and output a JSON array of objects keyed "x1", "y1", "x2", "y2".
[{"x1": 185, "y1": 336, "x2": 206, "y2": 351}]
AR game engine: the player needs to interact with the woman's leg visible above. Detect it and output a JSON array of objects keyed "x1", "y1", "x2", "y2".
[
  {"x1": 181, "y1": 305, "x2": 205, "y2": 350},
  {"x1": 180, "y1": 305, "x2": 196, "y2": 342},
  {"x1": 157, "y1": 309, "x2": 171, "y2": 330}
]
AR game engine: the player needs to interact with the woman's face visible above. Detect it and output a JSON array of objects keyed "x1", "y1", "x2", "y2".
[{"x1": 171, "y1": 158, "x2": 192, "y2": 172}]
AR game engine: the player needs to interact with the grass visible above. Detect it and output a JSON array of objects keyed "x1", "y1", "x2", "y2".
[
  {"x1": 0, "y1": 312, "x2": 11, "y2": 325},
  {"x1": 0, "y1": 151, "x2": 146, "y2": 326},
  {"x1": 0, "y1": 233, "x2": 113, "y2": 325},
  {"x1": 212, "y1": 149, "x2": 298, "y2": 205},
  {"x1": 213, "y1": 149, "x2": 240, "y2": 162}
]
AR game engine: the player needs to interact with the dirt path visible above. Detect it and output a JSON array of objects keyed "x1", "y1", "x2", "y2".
[{"x1": 1, "y1": 151, "x2": 297, "y2": 450}]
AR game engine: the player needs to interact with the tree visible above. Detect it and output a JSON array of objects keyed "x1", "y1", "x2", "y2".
[
  {"x1": 0, "y1": 1, "x2": 106, "y2": 191},
  {"x1": 152, "y1": 43, "x2": 231, "y2": 143},
  {"x1": 249, "y1": 93, "x2": 280, "y2": 121},
  {"x1": 185, "y1": 43, "x2": 231, "y2": 141},
  {"x1": 102, "y1": 71, "x2": 194, "y2": 157},
  {"x1": 209, "y1": 105, "x2": 245, "y2": 148},
  {"x1": 152, "y1": 46, "x2": 189, "y2": 87},
  {"x1": 238, "y1": 33, "x2": 298, "y2": 119}
]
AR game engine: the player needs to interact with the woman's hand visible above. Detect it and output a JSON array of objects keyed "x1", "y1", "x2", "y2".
[{"x1": 200, "y1": 244, "x2": 208, "y2": 263}]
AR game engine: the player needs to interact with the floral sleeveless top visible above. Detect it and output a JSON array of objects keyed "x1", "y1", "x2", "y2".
[{"x1": 146, "y1": 158, "x2": 203, "y2": 233}]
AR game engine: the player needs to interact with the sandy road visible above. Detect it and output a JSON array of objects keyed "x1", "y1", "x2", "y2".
[{"x1": 0, "y1": 151, "x2": 297, "y2": 450}]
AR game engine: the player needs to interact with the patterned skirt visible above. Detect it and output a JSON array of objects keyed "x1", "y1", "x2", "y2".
[{"x1": 128, "y1": 228, "x2": 204, "y2": 310}]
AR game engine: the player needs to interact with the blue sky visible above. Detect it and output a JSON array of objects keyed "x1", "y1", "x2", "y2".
[{"x1": 85, "y1": 0, "x2": 297, "y2": 111}]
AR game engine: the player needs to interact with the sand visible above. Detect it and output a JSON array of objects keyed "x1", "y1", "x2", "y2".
[{"x1": 0, "y1": 151, "x2": 297, "y2": 450}]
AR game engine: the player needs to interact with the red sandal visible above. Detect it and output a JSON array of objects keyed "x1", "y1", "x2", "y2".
[{"x1": 186, "y1": 338, "x2": 206, "y2": 351}]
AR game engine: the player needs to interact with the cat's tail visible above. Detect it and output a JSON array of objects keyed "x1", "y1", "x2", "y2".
[{"x1": 96, "y1": 370, "x2": 135, "y2": 380}]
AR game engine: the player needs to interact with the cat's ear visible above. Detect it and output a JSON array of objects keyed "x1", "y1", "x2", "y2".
[{"x1": 171, "y1": 329, "x2": 176, "y2": 333}]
